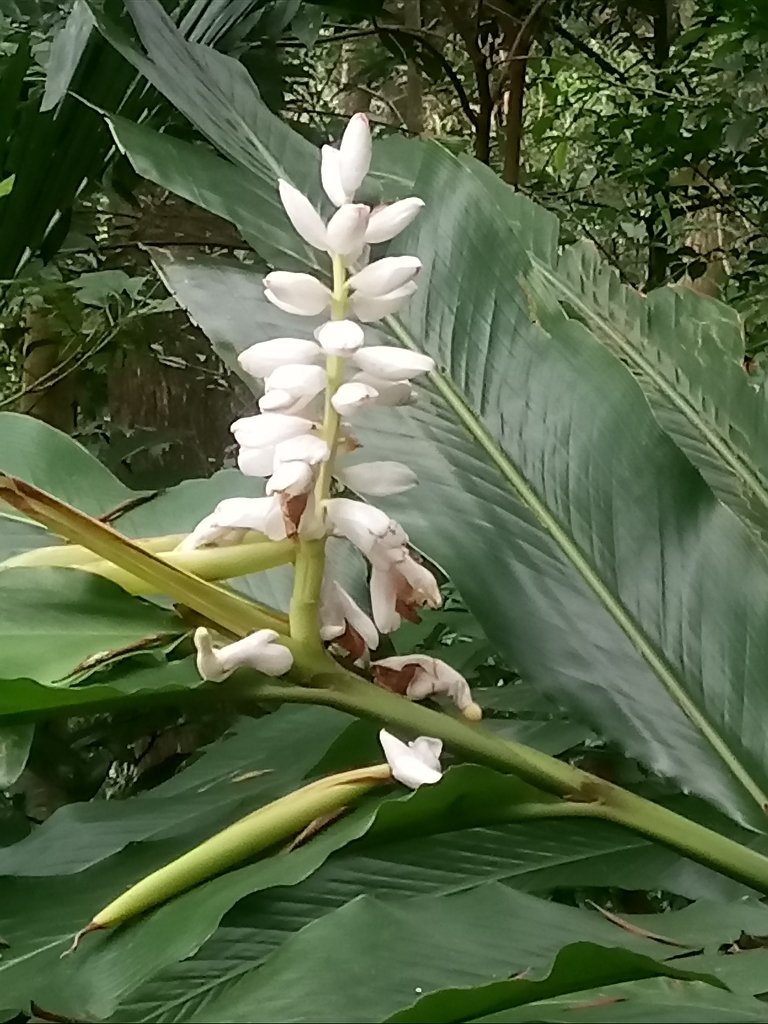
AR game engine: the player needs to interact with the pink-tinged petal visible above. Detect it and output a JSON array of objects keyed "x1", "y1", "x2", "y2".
[
  {"x1": 365, "y1": 198, "x2": 425, "y2": 243},
  {"x1": 278, "y1": 179, "x2": 328, "y2": 250}
]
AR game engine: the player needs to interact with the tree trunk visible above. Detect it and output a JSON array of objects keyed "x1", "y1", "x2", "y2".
[
  {"x1": 18, "y1": 310, "x2": 74, "y2": 431},
  {"x1": 500, "y1": 13, "x2": 534, "y2": 186}
]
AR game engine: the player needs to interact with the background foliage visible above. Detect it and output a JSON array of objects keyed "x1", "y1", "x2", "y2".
[{"x1": 2, "y1": 1, "x2": 768, "y2": 1021}]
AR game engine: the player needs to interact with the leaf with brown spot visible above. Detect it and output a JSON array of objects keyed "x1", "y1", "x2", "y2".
[{"x1": 586, "y1": 901, "x2": 692, "y2": 949}]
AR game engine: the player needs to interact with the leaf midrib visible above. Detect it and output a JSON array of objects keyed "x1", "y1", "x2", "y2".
[
  {"x1": 385, "y1": 316, "x2": 768, "y2": 816},
  {"x1": 534, "y1": 258, "x2": 768, "y2": 533}
]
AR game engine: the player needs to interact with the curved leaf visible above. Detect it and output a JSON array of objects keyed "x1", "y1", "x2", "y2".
[{"x1": 533, "y1": 241, "x2": 768, "y2": 541}]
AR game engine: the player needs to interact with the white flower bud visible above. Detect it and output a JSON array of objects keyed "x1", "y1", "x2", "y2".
[
  {"x1": 374, "y1": 655, "x2": 480, "y2": 719},
  {"x1": 320, "y1": 577, "x2": 378, "y2": 652},
  {"x1": 351, "y1": 373, "x2": 416, "y2": 407},
  {"x1": 338, "y1": 112, "x2": 372, "y2": 195},
  {"x1": 331, "y1": 381, "x2": 379, "y2": 417},
  {"x1": 321, "y1": 145, "x2": 349, "y2": 207},
  {"x1": 274, "y1": 433, "x2": 330, "y2": 466},
  {"x1": 264, "y1": 272, "x2": 331, "y2": 316},
  {"x1": 365, "y1": 198, "x2": 425, "y2": 244},
  {"x1": 326, "y1": 498, "x2": 408, "y2": 559},
  {"x1": 349, "y1": 281, "x2": 417, "y2": 322},
  {"x1": 266, "y1": 460, "x2": 315, "y2": 496},
  {"x1": 238, "y1": 338, "x2": 321, "y2": 380},
  {"x1": 195, "y1": 627, "x2": 293, "y2": 681},
  {"x1": 231, "y1": 413, "x2": 315, "y2": 449},
  {"x1": 326, "y1": 204, "x2": 370, "y2": 257},
  {"x1": 180, "y1": 496, "x2": 287, "y2": 548},
  {"x1": 262, "y1": 364, "x2": 327, "y2": 414},
  {"x1": 378, "y1": 729, "x2": 442, "y2": 789},
  {"x1": 348, "y1": 256, "x2": 421, "y2": 297},
  {"x1": 314, "y1": 319, "x2": 364, "y2": 356},
  {"x1": 336, "y1": 461, "x2": 417, "y2": 496},
  {"x1": 353, "y1": 345, "x2": 434, "y2": 380},
  {"x1": 277, "y1": 180, "x2": 328, "y2": 250},
  {"x1": 369, "y1": 565, "x2": 400, "y2": 633}
]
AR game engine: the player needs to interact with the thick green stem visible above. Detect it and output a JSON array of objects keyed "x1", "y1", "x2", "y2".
[
  {"x1": 289, "y1": 253, "x2": 348, "y2": 648},
  {"x1": 244, "y1": 666, "x2": 768, "y2": 895}
]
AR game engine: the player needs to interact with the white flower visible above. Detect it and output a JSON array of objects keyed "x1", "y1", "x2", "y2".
[
  {"x1": 238, "y1": 339, "x2": 320, "y2": 380},
  {"x1": 319, "y1": 576, "x2": 378, "y2": 652},
  {"x1": 231, "y1": 413, "x2": 316, "y2": 450},
  {"x1": 349, "y1": 281, "x2": 418, "y2": 322},
  {"x1": 338, "y1": 112, "x2": 372, "y2": 196},
  {"x1": 315, "y1": 319, "x2": 364, "y2": 356},
  {"x1": 369, "y1": 551, "x2": 442, "y2": 633},
  {"x1": 179, "y1": 495, "x2": 287, "y2": 549},
  {"x1": 331, "y1": 381, "x2": 379, "y2": 417},
  {"x1": 266, "y1": 460, "x2": 315, "y2": 496},
  {"x1": 260, "y1": 363, "x2": 327, "y2": 415},
  {"x1": 325, "y1": 498, "x2": 407, "y2": 560},
  {"x1": 321, "y1": 145, "x2": 349, "y2": 207},
  {"x1": 378, "y1": 729, "x2": 442, "y2": 789},
  {"x1": 336, "y1": 461, "x2": 417, "y2": 497},
  {"x1": 348, "y1": 256, "x2": 421, "y2": 297},
  {"x1": 264, "y1": 272, "x2": 331, "y2": 316},
  {"x1": 351, "y1": 372, "x2": 416, "y2": 407},
  {"x1": 326, "y1": 204, "x2": 370, "y2": 257},
  {"x1": 365, "y1": 198, "x2": 425, "y2": 244},
  {"x1": 195, "y1": 627, "x2": 293, "y2": 681},
  {"x1": 274, "y1": 433, "x2": 330, "y2": 466},
  {"x1": 373, "y1": 655, "x2": 481, "y2": 720},
  {"x1": 234, "y1": 415, "x2": 317, "y2": 476},
  {"x1": 265, "y1": 434, "x2": 330, "y2": 497},
  {"x1": 353, "y1": 346, "x2": 434, "y2": 380},
  {"x1": 277, "y1": 180, "x2": 328, "y2": 250}
]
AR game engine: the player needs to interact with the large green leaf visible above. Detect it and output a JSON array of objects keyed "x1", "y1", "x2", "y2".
[
  {"x1": 0, "y1": 412, "x2": 131, "y2": 516},
  {"x1": 165, "y1": 885, "x2": 722, "y2": 1024},
  {"x1": 0, "y1": 706, "x2": 348, "y2": 876},
  {"x1": 480, "y1": 977, "x2": 768, "y2": 1023},
  {"x1": 0, "y1": 568, "x2": 180, "y2": 683},
  {"x1": 148, "y1": 230, "x2": 768, "y2": 828},
  {"x1": 533, "y1": 241, "x2": 768, "y2": 542},
  {"x1": 98, "y1": 37, "x2": 768, "y2": 824},
  {"x1": 0, "y1": 656, "x2": 204, "y2": 724}
]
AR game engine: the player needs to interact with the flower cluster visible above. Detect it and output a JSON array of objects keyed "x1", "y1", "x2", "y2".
[{"x1": 185, "y1": 113, "x2": 480, "y2": 725}]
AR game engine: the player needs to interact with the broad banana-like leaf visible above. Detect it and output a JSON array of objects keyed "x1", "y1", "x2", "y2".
[
  {"x1": 531, "y1": 241, "x2": 768, "y2": 542},
  {"x1": 100, "y1": 15, "x2": 768, "y2": 828}
]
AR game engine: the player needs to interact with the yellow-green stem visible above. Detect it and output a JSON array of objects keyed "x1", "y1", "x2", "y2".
[
  {"x1": 2, "y1": 534, "x2": 187, "y2": 569},
  {"x1": 77, "y1": 538, "x2": 296, "y2": 596},
  {"x1": 238, "y1": 662, "x2": 768, "y2": 896},
  {"x1": 289, "y1": 254, "x2": 348, "y2": 647},
  {"x1": 79, "y1": 764, "x2": 390, "y2": 936}
]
